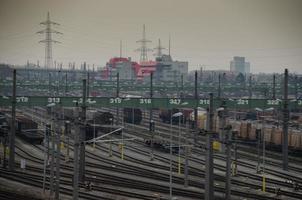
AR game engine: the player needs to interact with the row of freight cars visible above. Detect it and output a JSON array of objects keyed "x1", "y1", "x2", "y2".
[
  {"x1": 3, "y1": 106, "x2": 302, "y2": 152},
  {"x1": 51, "y1": 106, "x2": 196, "y2": 127},
  {"x1": 0, "y1": 110, "x2": 44, "y2": 144},
  {"x1": 1, "y1": 109, "x2": 119, "y2": 144},
  {"x1": 48, "y1": 107, "x2": 143, "y2": 125},
  {"x1": 158, "y1": 107, "x2": 302, "y2": 152},
  {"x1": 44, "y1": 107, "x2": 120, "y2": 140},
  {"x1": 229, "y1": 120, "x2": 302, "y2": 151}
]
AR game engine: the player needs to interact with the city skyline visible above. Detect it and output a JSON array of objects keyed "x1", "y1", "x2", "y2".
[{"x1": 0, "y1": 0, "x2": 302, "y2": 73}]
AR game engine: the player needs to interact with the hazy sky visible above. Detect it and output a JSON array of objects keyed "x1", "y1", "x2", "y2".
[{"x1": 0, "y1": 0, "x2": 302, "y2": 73}]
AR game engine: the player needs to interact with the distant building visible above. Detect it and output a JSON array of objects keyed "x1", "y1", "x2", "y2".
[
  {"x1": 245, "y1": 62, "x2": 250, "y2": 74},
  {"x1": 154, "y1": 54, "x2": 188, "y2": 82},
  {"x1": 230, "y1": 56, "x2": 250, "y2": 74},
  {"x1": 101, "y1": 57, "x2": 136, "y2": 80},
  {"x1": 100, "y1": 55, "x2": 188, "y2": 82}
]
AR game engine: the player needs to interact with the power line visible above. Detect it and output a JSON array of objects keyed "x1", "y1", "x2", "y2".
[{"x1": 37, "y1": 12, "x2": 62, "y2": 69}]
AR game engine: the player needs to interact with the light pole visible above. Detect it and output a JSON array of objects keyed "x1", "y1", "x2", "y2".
[
  {"x1": 65, "y1": 121, "x2": 70, "y2": 162},
  {"x1": 86, "y1": 102, "x2": 97, "y2": 151},
  {"x1": 177, "y1": 113, "x2": 182, "y2": 175},
  {"x1": 121, "y1": 115, "x2": 125, "y2": 160},
  {"x1": 184, "y1": 115, "x2": 189, "y2": 187},
  {"x1": 109, "y1": 117, "x2": 113, "y2": 157},
  {"x1": 232, "y1": 131, "x2": 238, "y2": 176},
  {"x1": 254, "y1": 107, "x2": 274, "y2": 192},
  {"x1": 256, "y1": 128, "x2": 261, "y2": 173},
  {"x1": 93, "y1": 118, "x2": 96, "y2": 150},
  {"x1": 150, "y1": 119, "x2": 155, "y2": 161},
  {"x1": 169, "y1": 112, "x2": 183, "y2": 199},
  {"x1": 88, "y1": 110, "x2": 97, "y2": 151},
  {"x1": 217, "y1": 105, "x2": 227, "y2": 152},
  {"x1": 205, "y1": 93, "x2": 214, "y2": 200},
  {"x1": 132, "y1": 107, "x2": 134, "y2": 128},
  {"x1": 43, "y1": 123, "x2": 50, "y2": 193},
  {"x1": 46, "y1": 102, "x2": 56, "y2": 197}
]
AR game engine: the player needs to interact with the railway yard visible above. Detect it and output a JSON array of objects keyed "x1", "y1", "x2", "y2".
[
  {"x1": 1, "y1": 104, "x2": 302, "y2": 200},
  {"x1": 1, "y1": 2, "x2": 302, "y2": 199},
  {"x1": 0, "y1": 68, "x2": 302, "y2": 200}
]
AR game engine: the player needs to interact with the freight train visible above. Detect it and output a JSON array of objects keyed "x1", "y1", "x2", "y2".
[
  {"x1": 2, "y1": 113, "x2": 44, "y2": 144},
  {"x1": 16, "y1": 115, "x2": 43, "y2": 144},
  {"x1": 228, "y1": 119, "x2": 302, "y2": 152},
  {"x1": 193, "y1": 108, "x2": 302, "y2": 152}
]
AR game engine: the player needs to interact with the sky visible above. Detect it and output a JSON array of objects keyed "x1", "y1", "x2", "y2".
[{"x1": 0, "y1": 0, "x2": 302, "y2": 73}]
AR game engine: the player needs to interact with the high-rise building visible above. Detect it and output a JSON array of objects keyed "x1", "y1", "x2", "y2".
[{"x1": 230, "y1": 56, "x2": 250, "y2": 74}]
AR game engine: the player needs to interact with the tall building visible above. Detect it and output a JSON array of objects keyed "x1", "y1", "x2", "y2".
[{"x1": 230, "y1": 56, "x2": 250, "y2": 74}]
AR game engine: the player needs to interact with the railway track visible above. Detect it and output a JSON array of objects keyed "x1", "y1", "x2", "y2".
[
  {"x1": 120, "y1": 131, "x2": 302, "y2": 199},
  {"x1": 15, "y1": 132, "x2": 302, "y2": 200},
  {"x1": 14, "y1": 140, "x2": 205, "y2": 199},
  {"x1": 12, "y1": 135, "x2": 297, "y2": 200},
  {"x1": 13, "y1": 107, "x2": 302, "y2": 199}
]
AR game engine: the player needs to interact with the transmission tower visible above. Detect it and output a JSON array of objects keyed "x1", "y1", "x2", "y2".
[
  {"x1": 37, "y1": 12, "x2": 62, "y2": 69},
  {"x1": 154, "y1": 38, "x2": 166, "y2": 58},
  {"x1": 136, "y1": 24, "x2": 152, "y2": 63}
]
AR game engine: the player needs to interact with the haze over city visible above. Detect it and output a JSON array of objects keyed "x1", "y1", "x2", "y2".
[{"x1": 0, "y1": 0, "x2": 302, "y2": 73}]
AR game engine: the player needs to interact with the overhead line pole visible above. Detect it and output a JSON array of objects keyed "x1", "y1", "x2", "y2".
[
  {"x1": 73, "y1": 112, "x2": 80, "y2": 200},
  {"x1": 295, "y1": 75, "x2": 298, "y2": 99},
  {"x1": 249, "y1": 75, "x2": 252, "y2": 99},
  {"x1": 87, "y1": 72, "x2": 90, "y2": 98},
  {"x1": 79, "y1": 79, "x2": 87, "y2": 183},
  {"x1": 282, "y1": 69, "x2": 289, "y2": 171},
  {"x1": 43, "y1": 123, "x2": 50, "y2": 192},
  {"x1": 205, "y1": 93, "x2": 214, "y2": 200},
  {"x1": 116, "y1": 73, "x2": 120, "y2": 125},
  {"x1": 50, "y1": 120, "x2": 55, "y2": 197},
  {"x1": 225, "y1": 125, "x2": 232, "y2": 200},
  {"x1": 194, "y1": 71, "x2": 198, "y2": 144},
  {"x1": 272, "y1": 74, "x2": 276, "y2": 99},
  {"x1": 218, "y1": 74, "x2": 221, "y2": 99},
  {"x1": 8, "y1": 69, "x2": 16, "y2": 171},
  {"x1": 65, "y1": 72, "x2": 68, "y2": 95},
  {"x1": 65, "y1": 121, "x2": 70, "y2": 162},
  {"x1": 150, "y1": 72, "x2": 154, "y2": 161},
  {"x1": 55, "y1": 127, "x2": 61, "y2": 200}
]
